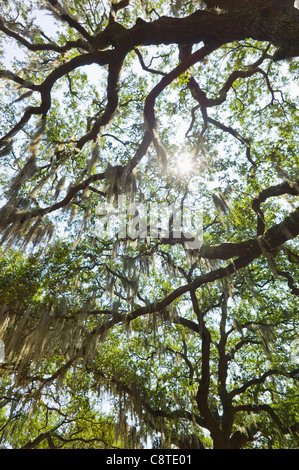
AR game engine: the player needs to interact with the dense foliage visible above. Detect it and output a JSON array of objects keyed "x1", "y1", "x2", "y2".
[{"x1": 0, "y1": 0, "x2": 298, "y2": 449}]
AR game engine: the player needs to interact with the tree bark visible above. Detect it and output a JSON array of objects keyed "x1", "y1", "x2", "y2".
[{"x1": 95, "y1": 1, "x2": 299, "y2": 61}]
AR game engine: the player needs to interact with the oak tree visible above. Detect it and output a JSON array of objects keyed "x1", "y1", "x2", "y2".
[{"x1": 0, "y1": 0, "x2": 298, "y2": 449}]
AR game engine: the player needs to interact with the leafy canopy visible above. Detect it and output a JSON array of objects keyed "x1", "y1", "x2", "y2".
[{"x1": 0, "y1": 0, "x2": 298, "y2": 450}]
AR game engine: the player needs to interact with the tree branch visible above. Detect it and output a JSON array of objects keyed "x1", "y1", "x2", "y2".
[
  {"x1": 89, "y1": 366, "x2": 207, "y2": 429},
  {"x1": 252, "y1": 178, "x2": 299, "y2": 235},
  {"x1": 0, "y1": 50, "x2": 113, "y2": 148},
  {"x1": 0, "y1": 17, "x2": 89, "y2": 52},
  {"x1": 44, "y1": 0, "x2": 94, "y2": 43},
  {"x1": 229, "y1": 368, "x2": 299, "y2": 399}
]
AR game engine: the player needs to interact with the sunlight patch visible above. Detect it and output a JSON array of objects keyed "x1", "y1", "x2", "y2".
[{"x1": 176, "y1": 154, "x2": 194, "y2": 176}]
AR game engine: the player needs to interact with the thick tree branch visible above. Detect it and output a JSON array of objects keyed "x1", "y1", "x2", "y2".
[
  {"x1": 252, "y1": 178, "x2": 299, "y2": 235},
  {"x1": 98, "y1": 201, "x2": 299, "y2": 325},
  {"x1": 89, "y1": 2, "x2": 299, "y2": 60},
  {"x1": 125, "y1": 44, "x2": 217, "y2": 175},
  {"x1": 75, "y1": 205, "x2": 299, "y2": 352},
  {"x1": 229, "y1": 368, "x2": 299, "y2": 399},
  {"x1": 127, "y1": 4, "x2": 299, "y2": 60},
  {"x1": 190, "y1": 290, "x2": 222, "y2": 443},
  {"x1": 76, "y1": 52, "x2": 125, "y2": 149},
  {"x1": 233, "y1": 403, "x2": 297, "y2": 435},
  {"x1": 87, "y1": 365, "x2": 207, "y2": 436},
  {"x1": 0, "y1": 49, "x2": 113, "y2": 148},
  {"x1": 44, "y1": 0, "x2": 94, "y2": 43},
  {"x1": 161, "y1": 196, "x2": 299, "y2": 261}
]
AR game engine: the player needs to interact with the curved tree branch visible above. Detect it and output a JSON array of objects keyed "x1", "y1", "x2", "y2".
[
  {"x1": 229, "y1": 368, "x2": 299, "y2": 399},
  {"x1": 0, "y1": 17, "x2": 90, "y2": 52}
]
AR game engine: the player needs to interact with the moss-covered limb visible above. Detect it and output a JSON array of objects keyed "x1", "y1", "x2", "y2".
[
  {"x1": 229, "y1": 368, "x2": 299, "y2": 400},
  {"x1": 252, "y1": 179, "x2": 299, "y2": 236},
  {"x1": 0, "y1": 17, "x2": 90, "y2": 53}
]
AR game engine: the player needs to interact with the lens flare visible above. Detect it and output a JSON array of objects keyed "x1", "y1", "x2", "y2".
[{"x1": 177, "y1": 155, "x2": 194, "y2": 176}]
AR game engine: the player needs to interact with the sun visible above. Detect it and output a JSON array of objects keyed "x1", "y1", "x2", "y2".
[{"x1": 176, "y1": 154, "x2": 194, "y2": 176}]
